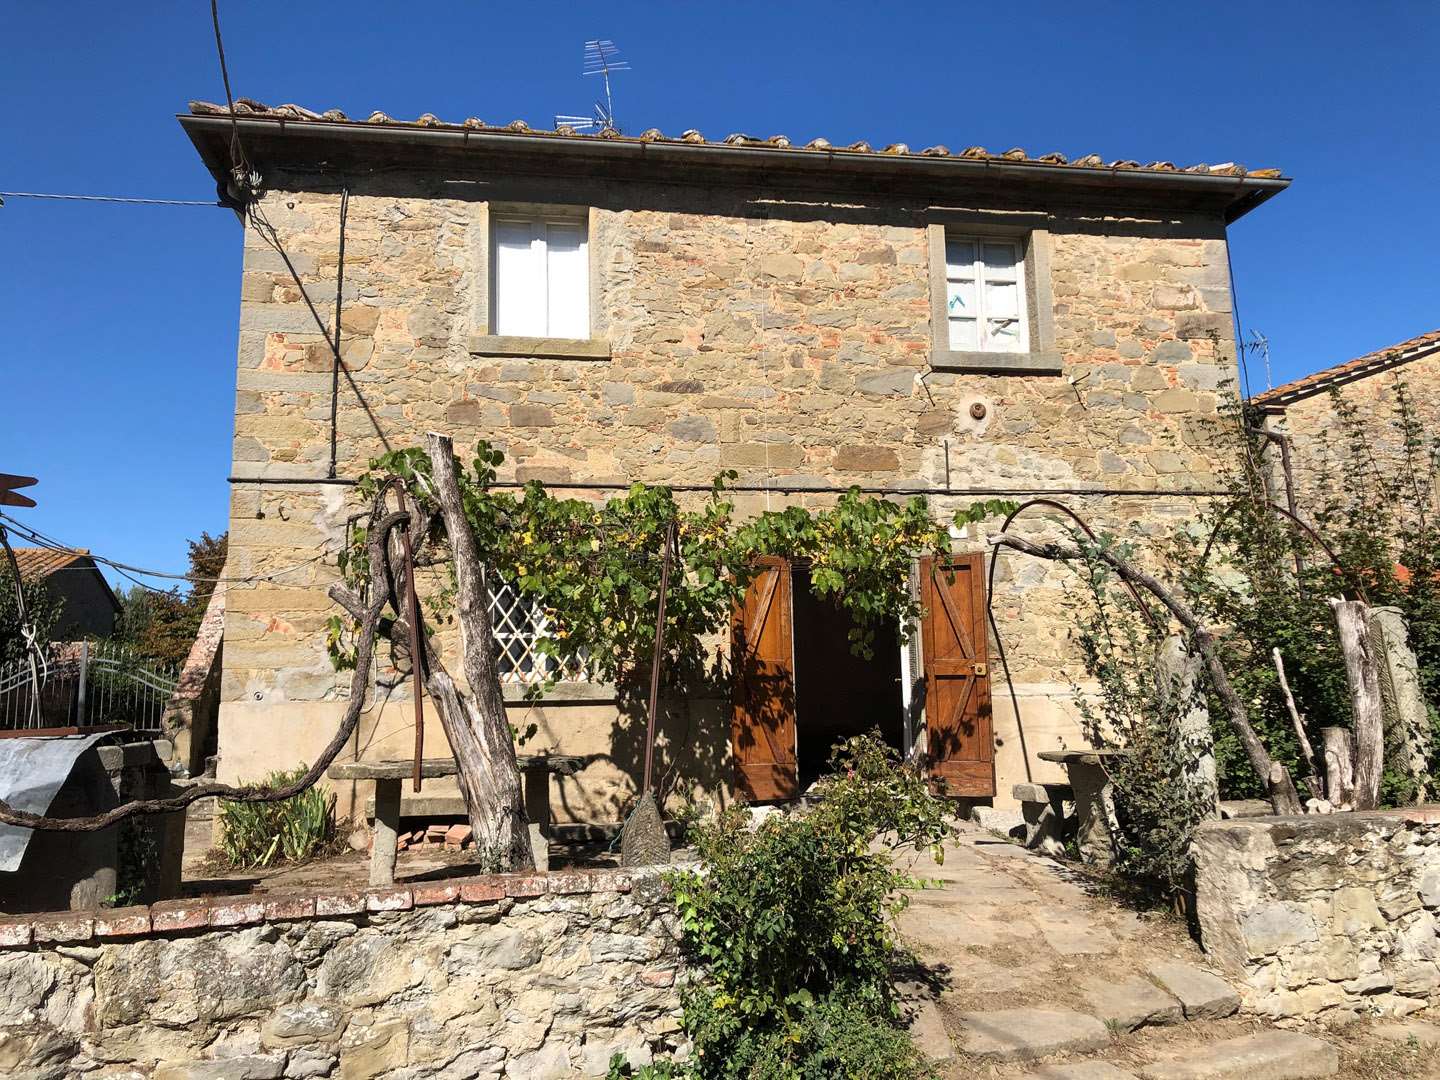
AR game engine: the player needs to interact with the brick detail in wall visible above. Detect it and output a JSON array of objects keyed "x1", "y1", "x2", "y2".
[{"x1": 0, "y1": 867, "x2": 640, "y2": 948}]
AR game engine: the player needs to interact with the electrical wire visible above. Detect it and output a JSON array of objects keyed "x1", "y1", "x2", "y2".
[
  {"x1": 0, "y1": 192, "x2": 224, "y2": 207},
  {"x1": 0, "y1": 512, "x2": 334, "y2": 587},
  {"x1": 209, "y1": 0, "x2": 251, "y2": 179}
]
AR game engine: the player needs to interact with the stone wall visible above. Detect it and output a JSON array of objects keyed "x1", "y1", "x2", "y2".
[
  {"x1": 1194, "y1": 809, "x2": 1440, "y2": 1020},
  {"x1": 220, "y1": 165, "x2": 1246, "y2": 818},
  {"x1": 0, "y1": 867, "x2": 681, "y2": 1078},
  {"x1": 163, "y1": 583, "x2": 226, "y2": 778}
]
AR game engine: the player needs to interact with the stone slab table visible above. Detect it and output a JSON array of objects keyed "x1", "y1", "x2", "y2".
[
  {"x1": 1036, "y1": 748, "x2": 1130, "y2": 866},
  {"x1": 328, "y1": 754, "x2": 584, "y2": 884}
]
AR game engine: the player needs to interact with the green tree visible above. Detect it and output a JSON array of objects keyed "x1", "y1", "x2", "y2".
[
  {"x1": 0, "y1": 569, "x2": 62, "y2": 666},
  {"x1": 115, "y1": 532, "x2": 228, "y2": 669}
]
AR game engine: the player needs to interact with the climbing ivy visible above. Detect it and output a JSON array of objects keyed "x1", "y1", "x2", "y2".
[{"x1": 331, "y1": 442, "x2": 1010, "y2": 687}]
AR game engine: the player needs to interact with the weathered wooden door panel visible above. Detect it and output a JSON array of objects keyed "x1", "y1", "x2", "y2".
[
  {"x1": 919, "y1": 553, "x2": 995, "y2": 796},
  {"x1": 731, "y1": 557, "x2": 798, "y2": 802}
]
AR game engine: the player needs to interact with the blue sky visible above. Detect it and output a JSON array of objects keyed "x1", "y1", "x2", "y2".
[{"x1": 1, "y1": 1, "x2": 1436, "y2": 585}]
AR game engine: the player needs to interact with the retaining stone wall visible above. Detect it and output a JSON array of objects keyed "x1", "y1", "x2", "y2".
[
  {"x1": 0, "y1": 867, "x2": 682, "y2": 1078},
  {"x1": 1194, "y1": 809, "x2": 1440, "y2": 1020}
]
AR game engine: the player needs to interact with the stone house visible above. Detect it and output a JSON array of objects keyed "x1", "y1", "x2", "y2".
[
  {"x1": 10, "y1": 547, "x2": 120, "y2": 641},
  {"x1": 180, "y1": 99, "x2": 1287, "y2": 824},
  {"x1": 1251, "y1": 329, "x2": 1440, "y2": 524}
]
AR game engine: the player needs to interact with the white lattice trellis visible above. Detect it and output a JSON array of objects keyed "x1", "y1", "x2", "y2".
[{"x1": 488, "y1": 580, "x2": 582, "y2": 685}]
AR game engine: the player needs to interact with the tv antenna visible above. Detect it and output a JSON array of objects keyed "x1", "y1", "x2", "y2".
[{"x1": 555, "y1": 39, "x2": 630, "y2": 133}]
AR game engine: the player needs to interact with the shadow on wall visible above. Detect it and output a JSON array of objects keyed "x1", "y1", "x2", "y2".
[{"x1": 596, "y1": 665, "x2": 735, "y2": 825}]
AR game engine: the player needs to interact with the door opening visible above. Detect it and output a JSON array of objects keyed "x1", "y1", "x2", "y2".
[{"x1": 791, "y1": 566, "x2": 904, "y2": 790}]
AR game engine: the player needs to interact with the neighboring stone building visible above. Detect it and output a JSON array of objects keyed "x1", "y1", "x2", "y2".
[
  {"x1": 9, "y1": 547, "x2": 121, "y2": 641},
  {"x1": 180, "y1": 100, "x2": 1288, "y2": 824},
  {"x1": 1250, "y1": 329, "x2": 1440, "y2": 523}
]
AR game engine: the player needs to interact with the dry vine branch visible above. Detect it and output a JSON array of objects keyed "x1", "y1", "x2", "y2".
[
  {"x1": 989, "y1": 526, "x2": 1305, "y2": 815},
  {"x1": 0, "y1": 491, "x2": 406, "y2": 832}
]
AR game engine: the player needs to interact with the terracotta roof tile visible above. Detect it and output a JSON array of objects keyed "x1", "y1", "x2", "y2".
[
  {"x1": 186, "y1": 100, "x2": 1283, "y2": 180},
  {"x1": 1251, "y1": 329, "x2": 1440, "y2": 408},
  {"x1": 9, "y1": 547, "x2": 90, "y2": 580}
]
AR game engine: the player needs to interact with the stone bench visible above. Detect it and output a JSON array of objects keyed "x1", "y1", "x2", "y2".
[
  {"x1": 328, "y1": 755, "x2": 584, "y2": 885},
  {"x1": 1037, "y1": 748, "x2": 1132, "y2": 866},
  {"x1": 1011, "y1": 782, "x2": 1073, "y2": 857}
]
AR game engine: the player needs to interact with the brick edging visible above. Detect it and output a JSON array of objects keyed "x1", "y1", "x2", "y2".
[{"x1": 0, "y1": 868, "x2": 646, "y2": 949}]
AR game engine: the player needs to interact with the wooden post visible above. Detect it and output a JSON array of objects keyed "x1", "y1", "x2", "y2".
[
  {"x1": 422, "y1": 432, "x2": 534, "y2": 872},
  {"x1": 1329, "y1": 598, "x2": 1384, "y2": 811},
  {"x1": 1158, "y1": 635, "x2": 1218, "y2": 814},
  {"x1": 1369, "y1": 606, "x2": 1430, "y2": 804},
  {"x1": 1320, "y1": 726, "x2": 1356, "y2": 809},
  {"x1": 1272, "y1": 648, "x2": 1320, "y2": 799}
]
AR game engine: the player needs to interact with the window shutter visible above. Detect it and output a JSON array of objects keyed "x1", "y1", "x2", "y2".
[
  {"x1": 730, "y1": 557, "x2": 798, "y2": 802},
  {"x1": 544, "y1": 223, "x2": 588, "y2": 339},
  {"x1": 919, "y1": 553, "x2": 995, "y2": 796},
  {"x1": 493, "y1": 220, "x2": 543, "y2": 336}
]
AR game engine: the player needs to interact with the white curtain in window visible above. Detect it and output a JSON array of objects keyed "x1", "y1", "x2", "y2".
[
  {"x1": 492, "y1": 219, "x2": 589, "y2": 338},
  {"x1": 946, "y1": 238, "x2": 1026, "y2": 353}
]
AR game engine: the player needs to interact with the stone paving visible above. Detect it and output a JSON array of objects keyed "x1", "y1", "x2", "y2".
[{"x1": 890, "y1": 819, "x2": 1432, "y2": 1079}]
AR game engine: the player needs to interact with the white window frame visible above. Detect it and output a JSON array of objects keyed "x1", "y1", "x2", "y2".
[
  {"x1": 490, "y1": 217, "x2": 590, "y2": 339},
  {"x1": 944, "y1": 236, "x2": 1029, "y2": 354}
]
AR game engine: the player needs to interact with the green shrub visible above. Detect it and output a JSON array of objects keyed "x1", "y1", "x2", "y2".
[
  {"x1": 216, "y1": 767, "x2": 336, "y2": 869},
  {"x1": 1069, "y1": 541, "x2": 1215, "y2": 901},
  {"x1": 638, "y1": 732, "x2": 947, "y2": 1080}
]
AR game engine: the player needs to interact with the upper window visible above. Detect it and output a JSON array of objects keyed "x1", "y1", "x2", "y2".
[
  {"x1": 492, "y1": 218, "x2": 589, "y2": 339},
  {"x1": 945, "y1": 237, "x2": 1028, "y2": 354}
]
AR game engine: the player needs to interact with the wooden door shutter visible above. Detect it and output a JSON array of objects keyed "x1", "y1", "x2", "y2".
[
  {"x1": 731, "y1": 556, "x2": 798, "y2": 802},
  {"x1": 919, "y1": 554, "x2": 995, "y2": 797}
]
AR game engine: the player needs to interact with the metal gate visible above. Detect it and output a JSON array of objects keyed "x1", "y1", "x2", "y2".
[{"x1": 0, "y1": 641, "x2": 178, "y2": 733}]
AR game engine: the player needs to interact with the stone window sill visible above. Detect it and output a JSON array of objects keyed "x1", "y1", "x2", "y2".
[
  {"x1": 931, "y1": 349, "x2": 1063, "y2": 375},
  {"x1": 501, "y1": 682, "x2": 617, "y2": 705},
  {"x1": 467, "y1": 335, "x2": 611, "y2": 361}
]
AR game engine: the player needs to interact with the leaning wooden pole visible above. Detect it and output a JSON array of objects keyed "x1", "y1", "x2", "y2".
[
  {"x1": 423, "y1": 432, "x2": 534, "y2": 872},
  {"x1": 623, "y1": 519, "x2": 676, "y2": 868}
]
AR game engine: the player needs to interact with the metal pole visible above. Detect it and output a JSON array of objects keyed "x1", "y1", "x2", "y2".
[
  {"x1": 77, "y1": 640, "x2": 89, "y2": 726},
  {"x1": 0, "y1": 525, "x2": 42, "y2": 728},
  {"x1": 327, "y1": 187, "x2": 350, "y2": 480},
  {"x1": 400, "y1": 497, "x2": 425, "y2": 793},
  {"x1": 641, "y1": 520, "x2": 677, "y2": 798}
]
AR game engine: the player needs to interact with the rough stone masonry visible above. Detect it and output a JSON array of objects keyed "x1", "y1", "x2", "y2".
[
  {"x1": 179, "y1": 106, "x2": 1285, "y2": 823},
  {"x1": 0, "y1": 867, "x2": 681, "y2": 1078},
  {"x1": 1194, "y1": 809, "x2": 1440, "y2": 1020}
]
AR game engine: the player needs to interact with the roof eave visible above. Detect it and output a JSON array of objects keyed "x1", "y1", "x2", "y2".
[
  {"x1": 178, "y1": 114, "x2": 1291, "y2": 222},
  {"x1": 1251, "y1": 339, "x2": 1440, "y2": 409}
]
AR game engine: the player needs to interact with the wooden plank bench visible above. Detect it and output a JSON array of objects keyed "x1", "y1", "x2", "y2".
[{"x1": 328, "y1": 755, "x2": 584, "y2": 885}]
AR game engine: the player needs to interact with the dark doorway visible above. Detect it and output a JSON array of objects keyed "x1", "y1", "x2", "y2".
[{"x1": 791, "y1": 566, "x2": 904, "y2": 789}]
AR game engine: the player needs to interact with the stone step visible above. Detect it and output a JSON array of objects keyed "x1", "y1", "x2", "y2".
[
  {"x1": 957, "y1": 1008, "x2": 1110, "y2": 1061},
  {"x1": 1372, "y1": 1019, "x2": 1440, "y2": 1048},
  {"x1": 904, "y1": 998, "x2": 954, "y2": 1064},
  {"x1": 1021, "y1": 1064, "x2": 1140, "y2": 1080},
  {"x1": 1082, "y1": 975, "x2": 1183, "y2": 1033},
  {"x1": 1146, "y1": 961, "x2": 1240, "y2": 1020},
  {"x1": 1138, "y1": 1031, "x2": 1338, "y2": 1079}
]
